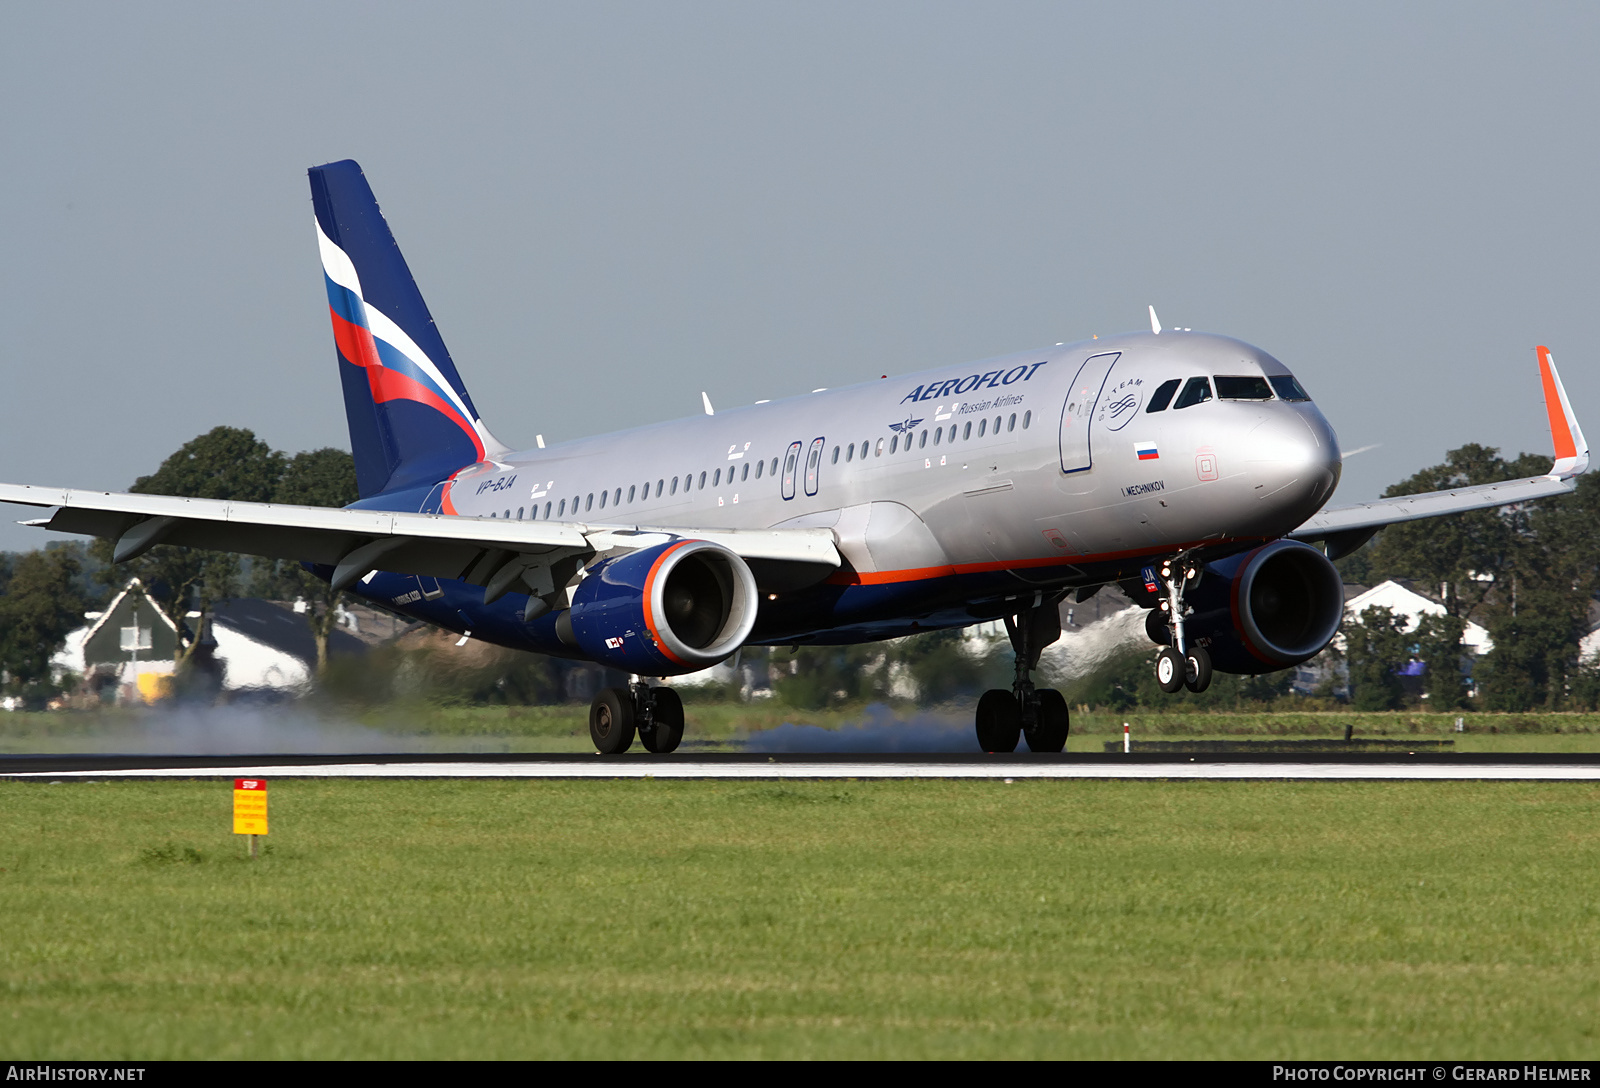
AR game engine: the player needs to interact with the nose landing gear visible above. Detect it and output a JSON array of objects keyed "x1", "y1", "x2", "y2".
[
  {"x1": 974, "y1": 595, "x2": 1070, "y2": 753},
  {"x1": 589, "y1": 678, "x2": 686, "y2": 754},
  {"x1": 1152, "y1": 559, "x2": 1212, "y2": 695}
]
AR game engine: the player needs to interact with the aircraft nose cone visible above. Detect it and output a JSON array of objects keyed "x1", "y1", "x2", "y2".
[{"x1": 1244, "y1": 411, "x2": 1340, "y2": 524}]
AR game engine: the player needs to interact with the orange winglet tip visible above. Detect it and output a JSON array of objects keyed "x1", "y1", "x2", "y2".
[{"x1": 1536, "y1": 346, "x2": 1588, "y2": 478}]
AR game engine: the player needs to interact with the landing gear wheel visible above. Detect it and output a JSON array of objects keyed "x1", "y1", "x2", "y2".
[
  {"x1": 1024, "y1": 688, "x2": 1070, "y2": 753},
  {"x1": 1184, "y1": 645, "x2": 1213, "y2": 694},
  {"x1": 975, "y1": 689, "x2": 1022, "y2": 753},
  {"x1": 590, "y1": 686, "x2": 636, "y2": 754},
  {"x1": 641, "y1": 687, "x2": 685, "y2": 753},
  {"x1": 1155, "y1": 647, "x2": 1185, "y2": 694}
]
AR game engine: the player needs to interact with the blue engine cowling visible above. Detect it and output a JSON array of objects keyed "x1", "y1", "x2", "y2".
[
  {"x1": 557, "y1": 538, "x2": 760, "y2": 676},
  {"x1": 1146, "y1": 538, "x2": 1345, "y2": 675}
]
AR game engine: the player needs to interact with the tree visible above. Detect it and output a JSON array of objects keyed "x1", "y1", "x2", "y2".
[
  {"x1": 248, "y1": 448, "x2": 360, "y2": 675},
  {"x1": 1344, "y1": 605, "x2": 1410, "y2": 711},
  {"x1": 0, "y1": 545, "x2": 95, "y2": 706},
  {"x1": 97, "y1": 427, "x2": 285, "y2": 665},
  {"x1": 1414, "y1": 612, "x2": 1467, "y2": 709},
  {"x1": 1366, "y1": 445, "x2": 1549, "y2": 623}
]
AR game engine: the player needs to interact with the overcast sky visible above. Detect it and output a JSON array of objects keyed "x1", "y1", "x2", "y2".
[{"x1": 2, "y1": 2, "x2": 1597, "y2": 551}]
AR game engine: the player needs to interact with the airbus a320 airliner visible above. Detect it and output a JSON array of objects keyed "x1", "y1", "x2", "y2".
[{"x1": 1, "y1": 161, "x2": 1588, "y2": 753}]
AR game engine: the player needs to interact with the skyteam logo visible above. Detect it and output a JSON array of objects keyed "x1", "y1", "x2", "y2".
[{"x1": 1098, "y1": 377, "x2": 1144, "y2": 431}]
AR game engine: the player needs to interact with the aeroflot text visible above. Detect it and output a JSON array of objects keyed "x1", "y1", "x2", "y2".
[{"x1": 1273, "y1": 1070, "x2": 1591, "y2": 1082}]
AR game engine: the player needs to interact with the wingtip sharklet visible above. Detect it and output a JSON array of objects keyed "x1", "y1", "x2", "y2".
[{"x1": 1537, "y1": 345, "x2": 1589, "y2": 479}]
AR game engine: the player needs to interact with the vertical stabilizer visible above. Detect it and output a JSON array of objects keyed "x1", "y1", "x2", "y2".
[{"x1": 309, "y1": 160, "x2": 509, "y2": 499}]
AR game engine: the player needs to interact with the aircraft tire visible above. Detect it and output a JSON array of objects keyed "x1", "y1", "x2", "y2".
[
  {"x1": 1025, "y1": 689, "x2": 1070, "y2": 753},
  {"x1": 641, "y1": 687, "x2": 685, "y2": 754},
  {"x1": 1184, "y1": 645, "x2": 1213, "y2": 694},
  {"x1": 1155, "y1": 648, "x2": 1185, "y2": 694},
  {"x1": 590, "y1": 687, "x2": 636, "y2": 754},
  {"x1": 975, "y1": 689, "x2": 1021, "y2": 753}
]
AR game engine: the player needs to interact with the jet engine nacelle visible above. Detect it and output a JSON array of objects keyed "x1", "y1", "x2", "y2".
[
  {"x1": 1147, "y1": 539, "x2": 1345, "y2": 675},
  {"x1": 558, "y1": 538, "x2": 759, "y2": 677}
]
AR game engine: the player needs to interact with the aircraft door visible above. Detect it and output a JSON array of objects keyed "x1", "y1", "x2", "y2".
[
  {"x1": 781, "y1": 440, "x2": 802, "y2": 500},
  {"x1": 804, "y1": 437, "x2": 825, "y2": 496},
  {"x1": 1058, "y1": 351, "x2": 1122, "y2": 473}
]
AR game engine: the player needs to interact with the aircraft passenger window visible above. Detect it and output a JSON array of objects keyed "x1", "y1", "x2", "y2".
[
  {"x1": 1173, "y1": 377, "x2": 1213, "y2": 409},
  {"x1": 771, "y1": 457, "x2": 779, "y2": 475},
  {"x1": 714, "y1": 468, "x2": 722, "y2": 487},
  {"x1": 517, "y1": 508, "x2": 524, "y2": 519},
  {"x1": 755, "y1": 460, "x2": 764, "y2": 479},
  {"x1": 979, "y1": 418, "x2": 987, "y2": 437},
  {"x1": 598, "y1": 491, "x2": 606, "y2": 509},
  {"x1": 845, "y1": 444, "x2": 854, "y2": 462},
  {"x1": 875, "y1": 438, "x2": 884, "y2": 456},
  {"x1": 992, "y1": 415, "x2": 1001, "y2": 432},
  {"x1": 530, "y1": 506, "x2": 537, "y2": 520},
  {"x1": 785, "y1": 453, "x2": 797, "y2": 476},
  {"x1": 1214, "y1": 376, "x2": 1273, "y2": 400},
  {"x1": 572, "y1": 495, "x2": 579, "y2": 512},
  {"x1": 933, "y1": 428, "x2": 942, "y2": 446},
  {"x1": 919, "y1": 430, "x2": 928, "y2": 449},
  {"x1": 1008, "y1": 413, "x2": 1016, "y2": 432},
  {"x1": 963, "y1": 422, "x2": 972, "y2": 440},
  {"x1": 831, "y1": 446, "x2": 839, "y2": 464},
  {"x1": 699, "y1": 471, "x2": 707, "y2": 489},
  {"x1": 889, "y1": 435, "x2": 898, "y2": 454},
  {"x1": 545, "y1": 502, "x2": 552, "y2": 518},
  {"x1": 742, "y1": 463, "x2": 749, "y2": 481},
  {"x1": 948, "y1": 424, "x2": 957, "y2": 442},
  {"x1": 671, "y1": 477, "x2": 678, "y2": 495},
  {"x1": 559, "y1": 499, "x2": 566, "y2": 517},
  {"x1": 1269, "y1": 374, "x2": 1312, "y2": 401},
  {"x1": 490, "y1": 511, "x2": 496, "y2": 518},
  {"x1": 1022, "y1": 412, "x2": 1031, "y2": 429},
  {"x1": 614, "y1": 488, "x2": 621, "y2": 505},
  {"x1": 655, "y1": 480, "x2": 663, "y2": 497}
]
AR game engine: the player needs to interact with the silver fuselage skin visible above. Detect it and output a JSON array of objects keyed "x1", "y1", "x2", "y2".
[{"x1": 365, "y1": 330, "x2": 1341, "y2": 647}]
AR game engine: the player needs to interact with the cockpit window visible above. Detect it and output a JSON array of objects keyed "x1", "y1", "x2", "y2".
[
  {"x1": 1173, "y1": 376, "x2": 1212, "y2": 410},
  {"x1": 1269, "y1": 374, "x2": 1311, "y2": 401},
  {"x1": 1146, "y1": 378, "x2": 1181, "y2": 413},
  {"x1": 1214, "y1": 376, "x2": 1273, "y2": 400}
]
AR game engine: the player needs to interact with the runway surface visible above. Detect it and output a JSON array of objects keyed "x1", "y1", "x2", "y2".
[{"x1": 4, "y1": 753, "x2": 1600, "y2": 780}]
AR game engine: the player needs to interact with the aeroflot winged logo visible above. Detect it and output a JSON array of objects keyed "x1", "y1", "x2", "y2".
[
  {"x1": 900, "y1": 360, "x2": 1052, "y2": 403},
  {"x1": 888, "y1": 417, "x2": 925, "y2": 434}
]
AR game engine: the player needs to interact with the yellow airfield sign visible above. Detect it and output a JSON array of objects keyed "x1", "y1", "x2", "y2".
[{"x1": 233, "y1": 778, "x2": 268, "y2": 835}]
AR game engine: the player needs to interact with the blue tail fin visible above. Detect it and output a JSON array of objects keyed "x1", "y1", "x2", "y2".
[{"x1": 309, "y1": 159, "x2": 508, "y2": 499}]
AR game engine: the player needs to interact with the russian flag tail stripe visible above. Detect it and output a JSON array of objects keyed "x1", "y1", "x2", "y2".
[
  {"x1": 309, "y1": 159, "x2": 509, "y2": 500},
  {"x1": 1536, "y1": 346, "x2": 1589, "y2": 479}
]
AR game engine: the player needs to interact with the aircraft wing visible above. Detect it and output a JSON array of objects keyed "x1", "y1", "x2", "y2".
[
  {"x1": 1289, "y1": 345, "x2": 1588, "y2": 559},
  {"x1": 0, "y1": 483, "x2": 841, "y2": 596}
]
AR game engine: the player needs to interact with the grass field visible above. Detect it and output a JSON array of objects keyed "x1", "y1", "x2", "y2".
[{"x1": 2, "y1": 777, "x2": 1598, "y2": 1058}]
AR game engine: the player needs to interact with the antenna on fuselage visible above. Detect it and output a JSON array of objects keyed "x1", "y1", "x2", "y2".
[
  {"x1": 1149, "y1": 305, "x2": 1163, "y2": 335},
  {"x1": 701, "y1": 391, "x2": 715, "y2": 416}
]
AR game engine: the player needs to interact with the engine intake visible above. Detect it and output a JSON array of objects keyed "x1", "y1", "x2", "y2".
[{"x1": 563, "y1": 539, "x2": 758, "y2": 676}]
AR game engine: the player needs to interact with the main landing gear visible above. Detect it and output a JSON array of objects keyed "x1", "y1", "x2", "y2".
[
  {"x1": 590, "y1": 679, "x2": 686, "y2": 755},
  {"x1": 975, "y1": 595, "x2": 1070, "y2": 753},
  {"x1": 1150, "y1": 559, "x2": 1213, "y2": 695}
]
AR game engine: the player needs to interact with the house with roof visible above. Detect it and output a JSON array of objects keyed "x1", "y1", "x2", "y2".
[{"x1": 52, "y1": 579, "x2": 368, "y2": 703}]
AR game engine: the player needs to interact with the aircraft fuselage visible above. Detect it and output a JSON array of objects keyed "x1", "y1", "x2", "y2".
[{"x1": 349, "y1": 330, "x2": 1342, "y2": 655}]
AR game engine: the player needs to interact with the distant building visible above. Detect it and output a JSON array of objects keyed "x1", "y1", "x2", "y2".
[
  {"x1": 53, "y1": 578, "x2": 182, "y2": 703},
  {"x1": 52, "y1": 580, "x2": 368, "y2": 703}
]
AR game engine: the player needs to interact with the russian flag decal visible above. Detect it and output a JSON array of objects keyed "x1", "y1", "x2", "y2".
[{"x1": 1135, "y1": 441, "x2": 1159, "y2": 460}]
